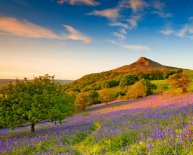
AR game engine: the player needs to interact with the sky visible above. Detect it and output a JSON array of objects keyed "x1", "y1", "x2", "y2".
[{"x1": 0, "y1": 0, "x2": 193, "y2": 80}]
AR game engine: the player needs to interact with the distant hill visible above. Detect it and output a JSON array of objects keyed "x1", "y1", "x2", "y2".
[
  {"x1": 65, "y1": 57, "x2": 190, "y2": 92},
  {"x1": 113, "y1": 57, "x2": 177, "y2": 73},
  {"x1": 0, "y1": 79, "x2": 72, "y2": 88}
]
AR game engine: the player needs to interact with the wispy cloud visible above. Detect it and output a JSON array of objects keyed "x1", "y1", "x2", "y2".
[
  {"x1": 118, "y1": 0, "x2": 147, "y2": 12},
  {"x1": 88, "y1": 0, "x2": 172, "y2": 43},
  {"x1": 110, "y1": 22, "x2": 129, "y2": 29},
  {"x1": 127, "y1": 15, "x2": 141, "y2": 29},
  {"x1": 128, "y1": 0, "x2": 147, "y2": 12},
  {"x1": 153, "y1": 11, "x2": 172, "y2": 18},
  {"x1": 151, "y1": 0, "x2": 165, "y2": 10},
  {"x1": 109, "y1": 40, "x2": 151, "y2": 51},
  {"x1": 0, "y1": 16, "x2": 92, "y2": 44},
  {"x1": 122, "y1": 44, "x2": 151, "y2": 51},
  {"x1": 160, "y1": 27, "x2": 174, "y2": 35},
  {"x1": 113, "y1": 28, "x2": 127, "y2": 40},
  {"x1": 88, "y1": 8, "x2": 120, "y2": 20},
  {"x1": 160, "y1": 18, "x2": 193, "y2": 39},
  {"x1": 0, "y1": 17, "x2": 59, "y2": 39},
  {"x1": 176, "y1": 24, "x2": 193, "y2": 39},
  {"x1": 63, "y1": 25, "x2": 91, "y2": 44},
  {"x1": 57, "y1": 0, "x2": 99, "y2": 6}
]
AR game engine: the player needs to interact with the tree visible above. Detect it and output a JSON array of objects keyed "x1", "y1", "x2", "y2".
[
  {"x1": 169, "y1": 73, "x2": 190, "y2": 93},
  {"x1": 75, "y1": 92, "x2": 91, "y2": 111},
  {"x1": 105, "y1": 80, "x2": 119, "y2": 88},
  {"x1": 127, "y1": 79, "x2": 156, "y2": 99},
  {"x1": 75, "y1": 91, "x2": 100, "y2": 111},
  {"x1": 165, "y1": 70, "x2": 176, "y2": 79},
  {"x1": 0, "y1": 74, "x2": 75, "y2": 132},
  {"x1": 99, "y1": 88, "x2": 119, "y2": 103},
  {"x1": 120, "y1": 74, "x2": 138, "y2": 86}
]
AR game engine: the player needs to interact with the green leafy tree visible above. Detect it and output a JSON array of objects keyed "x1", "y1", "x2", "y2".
[
  {"x1": 169, "y1": 73, "x2": 190, "y2": 93},
  {"x1": 75, "y1": 92, "x2": 90, "y2": 111},
  {"x1": 127, "y1": 79, "x2": 156, "y2": 99},
  {"x1": 99, "y1": 88, "x2": 119, "y2": 103},
  {"x1": 165, "y1": 70, "x2": 176, "y2": 79},
  {"x1": 75, "y1": 91, "x2": 100, "y2": 111},
  {"x1": 0, "y1": 74, "x2": 75, "y2": 132},
  {"x1": 120, "y1": 74, "x2": 138, "y2": 86},
  {"x1": 105, "y1": 80, "x2": 119, "y2": 88}
]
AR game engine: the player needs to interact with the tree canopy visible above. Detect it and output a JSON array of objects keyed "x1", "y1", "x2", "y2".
[
  {"x1": 0, "y1": 74, "x2": 75, "y2": 132},
  {"x1": 169, "y1": 73, "x2": 190, "y2": 93}
]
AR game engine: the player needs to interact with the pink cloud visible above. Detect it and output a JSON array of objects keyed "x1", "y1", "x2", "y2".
[
  {"x1": 0, "y1": 17, "x2": 91, "y2": 44},
  {"x1": 129, "y1": 0, "x2": 146, "y2": 12},
  {"x1": 0, "y1": 17, "x2": 59, "y2": 39},
  {"x1": 63, "y1": 25, "x2": 92, "y2": 44},
  {"x1": 88, "y1": 8, "x2": 120, "y2": 20},
  {"x1": 57, "y1": 0, "x2": 99, "y2": 6}
]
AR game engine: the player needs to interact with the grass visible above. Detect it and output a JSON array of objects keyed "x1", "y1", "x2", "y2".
[{"x1": 0, "y1": 94, "x2": 193, "y2": 154}]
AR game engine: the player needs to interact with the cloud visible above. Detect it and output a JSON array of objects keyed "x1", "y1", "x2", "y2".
[
  {"x1": 113, "y1": 28, "x2": 127, "y2": 40},
  {"x1": 176, "y1": 24, "x2": 193, "y2": 39},
  {"x1": 160, "y1": 19, "x2": 193, "y2": 39},
  {"x1": 122, "y1": 44, "x2": 151, "y2": 51},
  {"x1": 63, "y1": 25, "x2": 91, "y2": 44},
  {"x1": 128, "y1": 0, "x2": 147, "y2": 12},
  {"x1": 88, "y1": 8, "x2": 120, "y2": 20},
  {"x1": 57, "y1": 0, "x2": 99, "y2": 6},
  {"x1": 0, "y1": 16, "x2": 91, "y2": 44},
  {"x1": 127, "y1": 15, "x2": 141, "y2": 29},
  {"x1": 160, "y1": 27, "x2": 174, "y2": 35},
  {"x1": 151, "y1": 0, "x2": 165, "y2": 10},
  {"x1": 0, "y1": 17, "x2": 59, "y2": 39},
  {"x1": 110, "y1": 22, "x2": 129, "y2": 28},
  {"x1": 109, "y1": 40, "x2": 151, "y2": 51},
  {"x1": 153, "y1": 11, "x2": 172, "y2": 18}
]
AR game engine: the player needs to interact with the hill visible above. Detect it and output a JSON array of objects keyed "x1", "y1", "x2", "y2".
[
  {"x1": 113, "y1": 57, "x2": 177, "y2": 72},
  {"x1": 0, "y1": 79, "x2": 72, "y2": 88},
  {"x1": 65, "y1": 57, "x2": 188, "y2": 92}
]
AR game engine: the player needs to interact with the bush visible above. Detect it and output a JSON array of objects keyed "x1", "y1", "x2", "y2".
[
  {"x1": 165, "y1": 70, "x2": 176, "y2": 79},
  {"x1": 169, "y1": 73, "x2": 190, "y2": 93},
  {"x1": 105, "y1": 80, "x2": 119, "y2": 88},
  {"x1": 99, "y1": 88, "x2": 120, "y2": 103},
  {"x1": 127, "y1": 79, "x2": 156, "y2": 99},
  {"x1": 120, "y1": 74, "x2": 138, "y2": 86},
  {"x1": 75, "y1": 91, "x2": 100, "y2": 111},
  {"x1": 156, "y1": 85, "x2": 168, "y2": 95},
  {"x1": 75, "y1": 92, "x2": 90, "y2": 111}
]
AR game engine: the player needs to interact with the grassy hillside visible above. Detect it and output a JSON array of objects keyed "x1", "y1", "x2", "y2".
[
  {"x1": 113, "y1": 57, "x2": 177, "y2": 72},
  {"x1": 0, "y1": 79, "x2": 72, "y2": 88},
  {"x1": 65, "y1": 57, "x2": 188, "y2": 93},
  {"x1": 1, "y1": 94, "x2": 192, "y2": 154}
]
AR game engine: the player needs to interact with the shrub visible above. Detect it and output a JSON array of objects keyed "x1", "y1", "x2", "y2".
[
  {"x1": 99, "y1": 88, "x2": 119, "y2": 103},
  {"x1": 75, "y1": 92, "x2": 90, "y2": 111},
  {"x1": 105, "y1": 80, "x2": 119, "y2": 88},
  {"x1": 165, "y1": 70, "x2": 176, "y2": 79},
  {"x1": 120, "y1": 74, "x2": 138, "y2": 86},
  {"x1": 127, "y1": 79, "x2": 156, "y2": 99},
  {"x1": 75, "y1": 91, "x2": 100, "y2": 111},
  {"x1": 169, "y1": 73, "x2": 190, "y2": 93},
  {"x1": 156, "y1": 85, "x2": 168, "y2": 95}
]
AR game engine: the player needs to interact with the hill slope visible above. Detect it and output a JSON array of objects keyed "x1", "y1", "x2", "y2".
[
  {"x1": 0, "y1": 79, "x2": 72, "y2": 88},
  {"x1": 65, "y1": 57, "x2": 186, "y2": 92},
  {"x1": 113, "y1": 57, "x2": 177, "y2": 72}
]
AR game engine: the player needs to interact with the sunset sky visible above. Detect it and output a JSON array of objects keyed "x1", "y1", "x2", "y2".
[{"x1": 0, "y1": 0, "x2": 193, "y2": 80}]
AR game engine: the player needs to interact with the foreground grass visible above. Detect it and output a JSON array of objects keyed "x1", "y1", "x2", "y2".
[{"x1": 0, "y1": 94, "x2": 193, "y2": 154}]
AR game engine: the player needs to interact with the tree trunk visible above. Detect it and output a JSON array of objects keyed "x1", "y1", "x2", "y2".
[{"x1": 31, "y1": 123, "x2": 35, "y2": 132}]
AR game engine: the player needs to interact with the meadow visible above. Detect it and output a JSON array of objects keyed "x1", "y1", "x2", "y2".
[{"x1": 0, "y1": 94, "x2": 192, "y2": 154}]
